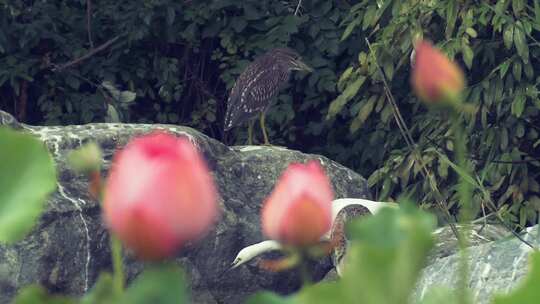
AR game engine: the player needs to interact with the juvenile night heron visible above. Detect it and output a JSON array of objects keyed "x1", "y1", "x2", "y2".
[{"x1": 224, "y1": 48, "x2": 312, "y2": 145}]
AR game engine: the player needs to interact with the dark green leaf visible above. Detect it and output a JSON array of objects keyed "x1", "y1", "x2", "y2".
[
  {"x1": 462, "y1": 44, "x2": 474, "y2": 69},
  {"x1": 500, "y1": 128, "x2": 509, "y2": 150},
  {"x1": 341, "y1": 19, "x2": 360, "y2": 41},
  {"x1": 65, "y1": 76, "x2": 80, "y2": 90},
  {"x1": 231, "y1": 18, "x2": 248, "y2": 33},
  {"x1": 106, "y1": 105, "x2": 121, "y2": 123},
  {"x1": 350, "y1": 95, "x2": 376, "y2": 133},
  {"x1": 465, "y1": 27, "x2": 478, "y2": 38},
  {"x1": 513, "y1": 60, "x2": 522, "y2": 81},
  {"x1": 512, "y1": 94, "x2": 526, "y2": 118},
  {"x1": 499, "y1": 61, "x2": 510, "y2": 78},
  {"x1": 513, "y1": 26, "x2": 529, "y2": 62},
  {"x1": 503, "y1": 25, "x2": 514, "y2": 49},
  {"x1": 512, "y1": 0, "x2": 525, "y2": 15},
  {"x1": 446, "y1": 1, "x2": 458, "y2": 39},
  {"x1": 166, "y1": 7, "x2": 176, "y2": 25},
  {"x1": 437, "y1": 152, "x2": 480, "y2": 188},
  {"x1": 327, "y1": 76, "x2": 366, "y2": 119}
]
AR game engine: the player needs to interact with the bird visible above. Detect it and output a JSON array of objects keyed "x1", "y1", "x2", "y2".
[
  {"x1": 223, "y1": 48, "x2": 313, "y2": 145},
  {"x1": 229, "y1": 198, "x2": 398, "y2": 274},
  {"x1": 329, "y1": 203, "x2": 373, "y2": 277}
]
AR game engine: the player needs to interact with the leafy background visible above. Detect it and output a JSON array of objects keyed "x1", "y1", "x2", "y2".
[{"x1": 1, "y1": 0, "x2": 539, "y2": 229}]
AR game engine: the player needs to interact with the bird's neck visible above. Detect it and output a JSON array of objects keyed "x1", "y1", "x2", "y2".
[
  {"x1": 253, "y1": 240, "x2": 282, "y2": 255},
  {"x1": 331, "y1": 198, "x2": 392, "y2": 220}
]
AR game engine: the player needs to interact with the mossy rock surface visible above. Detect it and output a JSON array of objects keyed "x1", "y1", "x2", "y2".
[{"x1": 0, "y1": 110, "x2": 370, "y2": 304}]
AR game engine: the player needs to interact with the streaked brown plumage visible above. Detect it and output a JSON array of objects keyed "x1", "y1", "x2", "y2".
[
  {"x1": 224, "y1": 48, "x2": 312, "y2": 145},
  {"x1": 330, "y1": 204, "x2": 372, "y2": 276}
]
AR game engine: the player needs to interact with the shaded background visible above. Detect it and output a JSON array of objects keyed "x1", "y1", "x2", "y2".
[{"x1": 1, "y1": 0, "x2": 539, "y2": 228}]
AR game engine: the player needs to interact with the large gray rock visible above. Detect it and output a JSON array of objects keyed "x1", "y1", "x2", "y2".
[
  {"x1": 0, "y1": 110, "x2": 370, "y2": 304},
  {"x1": 415, "y1": 225, "x2": 538, "y2": 303},
  {"x1": 427, "y1": 224, "x2": 511, "y2": 264},
  {"x1": 322, "y1": 224, "x2": 512, "y2": 283}
]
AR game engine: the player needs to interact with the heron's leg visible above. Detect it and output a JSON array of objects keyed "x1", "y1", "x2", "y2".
[
  {"x1": 260, "y1": 112, "x2": 270, "y2": 145},
  {"x1": 247, "y1": 120, "x2": 254, "y2": 145}
]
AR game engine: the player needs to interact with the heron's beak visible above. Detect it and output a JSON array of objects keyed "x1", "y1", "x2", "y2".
[
  {"x1": 295, "y1": 60, "x2": 313, "y2": 73},
  {"x1": 230, "y1": 260, "x2": 240, "y2": 270}
]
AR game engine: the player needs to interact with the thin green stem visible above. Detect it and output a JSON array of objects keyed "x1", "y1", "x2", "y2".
[
  {"x1": 452, "y1": 110, "x2": 472, "y2": 304},
  {"x1": 299, "y1": 258, "x2": 312, "y2": 287},
  {"x1": 90, "y1": 171, "x2": 125, "y2": 296},
  {"x1": 111, "y1": 235, "x2": 125, "y2": 296},
  {"x1": 365, "y1": 37, "x2": 461, "y2": 241},
  {"x1": 297, "y1": 249, "x2": 312, "y2": 288}
]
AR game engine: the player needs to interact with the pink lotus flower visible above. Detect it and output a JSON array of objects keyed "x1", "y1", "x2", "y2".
[
  {"x1": 262, "y1": 161, "x2": 334, "y2": 246},
  {"x1": 412, "y1": 40, "x2": 465, "y2": 104},
  {"x1": 103, "y1": 131, "x2": 219, "y2": 260}
]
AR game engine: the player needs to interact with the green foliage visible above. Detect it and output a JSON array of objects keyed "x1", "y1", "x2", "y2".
[
  {"x1": 419, "y1": 287, "x2": 464, "y2": 304},
  {"x1": 119, "y1": 264, "x2": 187, "y2": 304},
  {"x1": 247, "y1": 292, "x2": 294, "y2": 304},
  {"x1": 492, "y1": 251, "x2": 540, "y2": 304},
  {"x1": 12, "y1": 285, "x2": 75, "y2": 304},
  {"x1": 4, "y1": 0, "x2": 540, "y2": 227},
  {"x1": 0, "y1": 0, "x2": 358, "y2": 142},
  {"x1": 335, "y1": 0, "x2": 540, "y2": 228},
  {"x1": 0, "y1": 127, "x2": 56, "y2": 244},
  {"x1": 247, "y1": 203, "x2": 436, "y2": 304},
  {"x1": 13, "y1": 266, "x2": 187, "y2": 304},
  {"x1": 80, "y1": 273, "x2": 116, "y2": 304},
  {"x1": 342, "y1": 204, "x2": 436, "y2": 304},
  {"x1": 4, "y1": 1, "x2": 540, "y2": 299},
  {"x1": 2, "y1": 0, "x2": 539, "y2": 226}
]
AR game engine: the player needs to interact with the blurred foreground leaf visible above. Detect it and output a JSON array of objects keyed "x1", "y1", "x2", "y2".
[
  {"x1": 120, "y1": 264, "x2": 188, "y2": 304},
  {"x1": 0, "y1": 127, "x2": 56, "y2": 244},
  {"x1": 81, "y1": 273, "x2": 116, "y2": 304},
  {"x1": 295, "y1": 282, "x2": 346, "y2": 304},
  {"x1": 248, "y1": 203, "x2": 436, "y2": 304},
  {"x1": 12, "y1": 285, "x2": 75, "y2": 304},
  {"x1": 418, "y1": 287, "x2": 464, "y2": 304},
  {"x1": 492, "y1": 251, "x2": 540, "y2": 304},
  {"x1": 341, "y1": 203, "x2": 436, "y2": 304},
  {"x1": 247, "y1": 292, "x2": 293, "y2": 304}
]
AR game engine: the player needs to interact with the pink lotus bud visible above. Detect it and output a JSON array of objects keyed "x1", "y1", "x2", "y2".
[
  {"x1": 103, "y1": 131, "x2": 219, "y2": 260},
  {"x1": 262, "y1": 161, "x2": 333, "y2": 246},
  {"x1": 412, "y1": 40, "x2": 465, "y2": 104}
]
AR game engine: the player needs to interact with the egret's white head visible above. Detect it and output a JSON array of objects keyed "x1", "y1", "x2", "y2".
[{"x1": 230, "y1": 240, "x2": 282, "y2": 269}]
